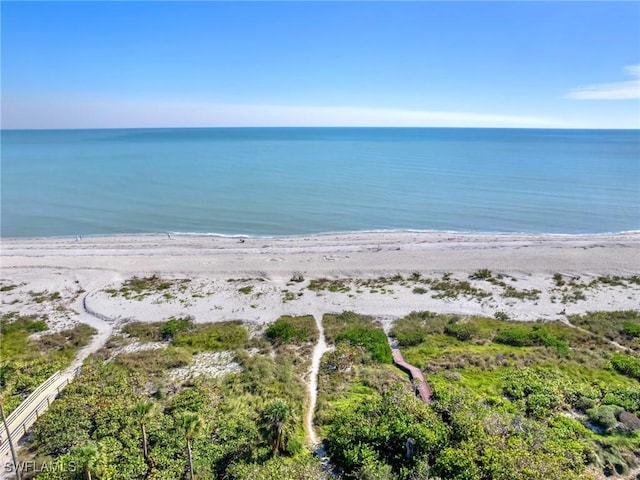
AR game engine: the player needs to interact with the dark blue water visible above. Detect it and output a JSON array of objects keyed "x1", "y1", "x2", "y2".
[{"x1": 1, "y1": 128, "x2": 638, "y2": 237}]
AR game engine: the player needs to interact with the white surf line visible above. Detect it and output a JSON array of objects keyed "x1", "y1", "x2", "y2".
[{"x1": 306, "y1": 313, "x2": 330, "y2": 447}]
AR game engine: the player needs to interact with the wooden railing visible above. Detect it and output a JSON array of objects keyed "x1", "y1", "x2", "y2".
[{"x1": 0, "y1": 367, "x2": 81, "y2": 459}]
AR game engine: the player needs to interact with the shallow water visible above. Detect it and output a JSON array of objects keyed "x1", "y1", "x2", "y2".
[{"x1": 2, "y1": 128, "x2": 638, "y2": 237}]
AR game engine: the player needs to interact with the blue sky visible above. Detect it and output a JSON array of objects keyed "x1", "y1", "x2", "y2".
[{"x1": 2, "y1": 1, "x2": 639, "y2": 129}]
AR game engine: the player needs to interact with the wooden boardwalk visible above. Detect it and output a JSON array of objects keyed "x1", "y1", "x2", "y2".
[
  {"x1": 1, "y1": 291, "x2": 113, "y2": 477},
  {"x1": 391, "y1": 348, "x2": 432, "y2": 404}
]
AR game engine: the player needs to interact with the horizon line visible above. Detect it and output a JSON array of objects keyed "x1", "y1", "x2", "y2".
[{"x1": 2, "y1": 125, "x2": 639, "y2": 131}]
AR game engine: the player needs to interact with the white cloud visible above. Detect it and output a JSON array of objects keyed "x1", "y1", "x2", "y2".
[
  {"x1": 1, "y1": 95, "x2": 568, "y2": 129},
  {"x1": 567, "y1": 64, "x2": 640, "y2": 100}
]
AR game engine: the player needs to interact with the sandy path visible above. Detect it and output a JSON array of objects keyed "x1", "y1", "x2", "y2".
[{"x1": 306, "y1": 313, "x2": 330, "y2": 447}]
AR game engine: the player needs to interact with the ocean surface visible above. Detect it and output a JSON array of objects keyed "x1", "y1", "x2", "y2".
[{"x1": 1, "y1": 128, "x2": 638, "y2": 238}]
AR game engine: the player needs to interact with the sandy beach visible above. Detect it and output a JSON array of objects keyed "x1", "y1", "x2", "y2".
[{"x1": 1, "y1": 231, "x2": 638, "y2": 330}]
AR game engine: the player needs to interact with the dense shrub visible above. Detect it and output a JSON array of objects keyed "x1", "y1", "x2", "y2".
[
  {"x1": 114, "y1": 347, "x2": 191, "y2": 378},
  {"x1": 0, "y1": 313, "x2": 48, "y2": 336},
  {"x1": 0, "y1": 317, "x2": 95, "y2": 413},
  {"x1": 122, "y1": 321, "x2": 164, "y2": 342},
  {"x1": 161, "y1": 316, "x2": 194, "y2": 340},
  {"x1": 494, "y1": 325, "x2": 569, "y2": 355},
  {"x1": 610, "y1": 353, "x2": 640, "y2": 380},
  {"x1": 390, "y1": 311, "x2": 453, "y2": 347},
  {"x1": 172, "y1": 321, "x2": 247, "y2": 352},
  {"x1": 444, "y1": 322, "x2": 479, "y2": 341},
  {"x1": 335, "y1": 327, "x2": 392, "y2": 364},
  {"x1": 502, "y1": 368, "x2": 564, "y2": 418},
  {"x1": 586, "y1": 405, "x2": 623, "y2": 433},
  {"x1": 622, "y1": 322, "x2": 640, "y2": 338},
  {"x1": 324, "y1": 387, "x2": 448, "y2": 479},
  {"x1": 265, "y1": 316, "x2": 317, "y2": 344}
]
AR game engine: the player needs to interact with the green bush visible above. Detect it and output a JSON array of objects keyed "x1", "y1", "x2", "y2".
[
  {"x1": 265, "y1": 316, "x2": 317, "y2": 344},
  {"x1": 1, "y1": 313, "x2": 48, "y2": 336},
  {"x1": 622, "y1": 322, "x2": 640, "y2": 338},
  {"x1": 502, "y1": 368, "x2": 564, "y2": 418},
  {"x1": 494, "y1": 325, "x2": 569, "y2": 355},
  {"x1": 568, "y1": 311, "x2": 640, "y2": 343},
  {"x1": 114, "y1": 347, "x2": 192, "y2": 377},
  {"x1": 0, "y1": 318, "x2": 95, "y2": 413},
  {"x1": 335, "y1": 327, "x2": 392, "y2": 364},
  {"x1": 324, "y1": 387, "x2": 448, "y2": 478},
  {"x1": 161, "y1": 316, "x2": 194, "y2": 340},
  {"x1": 122, "y1": 322, "x2": 164, "y2": 342},
  {"x1": 444, "y1": 322, "x2": 479, "y2": 341},
  {"x1": 610, "y1": 353, "x2": 640, "y2": 380},
  {"x1": 469, "y1": 269, "x2": 492, "y2": 280},
  {"x1": 586, "y1": 405, "x2": 623, "y2": 433},
  {"x1": 172, "y1": 321, "x2": 248, "y2": 352}
]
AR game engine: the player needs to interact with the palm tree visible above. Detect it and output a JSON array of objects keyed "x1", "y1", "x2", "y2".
[
  {"x1": 76, "y1": 444, "x2": 98, "y2": 480},
  {"x1": 260, "y1": 399, "x2": 295, "y2": 454},
  {"x1": 176, "y1": 412, "x2": 202, "y2": 480},
  {"x1": 132, "y1": 400, "x2": 154, "y2": 462}
]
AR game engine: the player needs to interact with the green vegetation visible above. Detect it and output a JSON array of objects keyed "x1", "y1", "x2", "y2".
[
  {"x1": 383, "y1": 310, "x2": 640, "y2": 479},
  {"x1": 280, "y1": 290, "x2": 301, "y2": 303},
  {"x1": 324, "y1": 386, "x2": 446, "y2": 479},
  {"x1": 0, "y1": 282, "x2": 18, "y2": 292},
  {"x1": 308, "y1": 278, "x2": 351, "y2": 293},
  {"x1": 0, "y1": 313, "x2": 95, "y2": 414},
  {"x1": 26, "y1": 318, "x2": 321, "y2": 479},
  {"x1": 161, "y1": 316, "x2": 194, "y2": 340},
  {"x1": 238, "y1": 285, "x2": 254, "y2": 295},
  {"x1": 265, "y1": 315, "x2": 318, "y2": 345},
  {"x1": 494, "y1": 324, "x2": 569, "y2": 355},
  {"x1": 469, "y1": 268, "x2": 493, "y2": 280},
  {"x1": 623, "y1": 322, "x2": 640, "y2": 338},
  {"x1": 610, "y1": 353, "x2": 640, "y2": 380},
  {"x1": 502, "y1": 285, "x2": 541, "y2": 300},
  {"x1": 550, "y1": 275, "x2": 640, "y2": 305},
  {"x1": 122, "y1": 321, "x2": 165, "y2": 342},
  {"x1": 29, "y1": 291, "x2": 62, "y2": 304},
  {"x1": 122, "y1": 317, "x2": 247, "y2": 353},
  {"x1": 568, "y1": 310, "x2": 640, "y2": 351},
  {"x1": 105, "y1": 275, "x2": 191, "y2": 300},
  {"x1": 18, "y1": 306, "x2": 640, "y2": 479},
  {"x1": 586, "y1": 405, "x2": 624, "y2": 433},
  {"x1": 467, "y1": 270, "x2": 544, "y2": 301},
  {"x1": 172, "y1": 321, "x2": 248, "y2": 353},
  {"x1": 314, "y1": 309, "x2": 410, "y2": 479},
  {"x1": 324, "y1": 311, "x2": 392, "y2": 363},
  {"x1": 428, "y1": 274, "x2": 491, "y2": 300},
  {"x1": 553, "y1": 273, "x2": 566, "y2": 287},
  {"x1": 114, "y1": 347, "x2": 192, "y2": 379}
]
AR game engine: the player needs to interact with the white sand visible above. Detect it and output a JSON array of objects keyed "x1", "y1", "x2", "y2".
[{"x1": 1, "y1": 232, "x2": 639, "y2": 328}]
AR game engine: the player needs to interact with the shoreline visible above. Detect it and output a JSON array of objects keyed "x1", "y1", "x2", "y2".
[
  {"x1": 2, "y1": 230, "x2": 638, "y2": 276},
  {"x1": 2, "y1": 228, "x2": 639, "y2": 243}
]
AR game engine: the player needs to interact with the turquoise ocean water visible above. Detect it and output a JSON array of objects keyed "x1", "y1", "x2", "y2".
[{"x1": 1, "y1": 128, "x2": 638, "y2": 238}]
